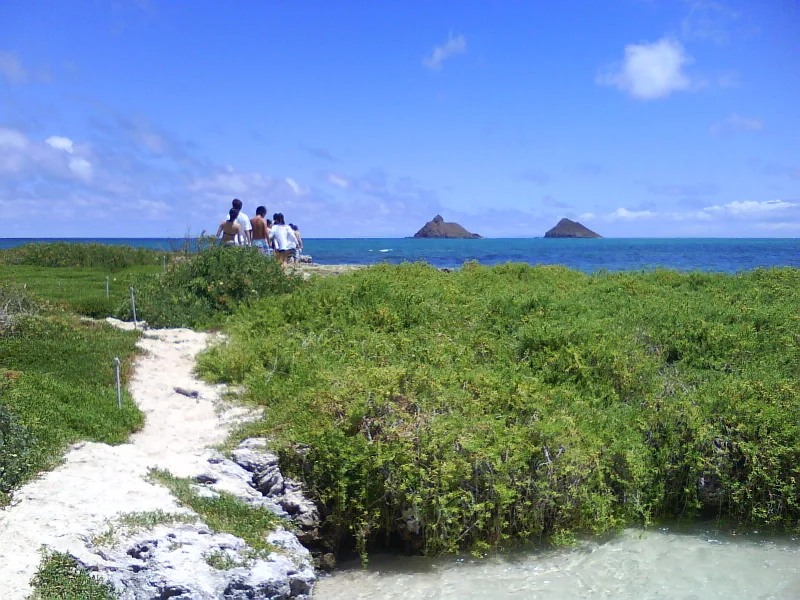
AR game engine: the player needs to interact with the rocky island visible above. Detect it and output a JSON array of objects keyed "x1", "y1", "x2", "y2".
[
  {"x1": 544, "y1": 218, "x2": 601, "y2": 238},
  {"x1": 413, "y1": 215, "x2": 482, "y2": 239}
]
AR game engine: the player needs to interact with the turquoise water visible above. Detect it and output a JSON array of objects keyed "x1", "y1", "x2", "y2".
[{"x1": 1, "y1": 238, "x2": 798, "y2": 273}]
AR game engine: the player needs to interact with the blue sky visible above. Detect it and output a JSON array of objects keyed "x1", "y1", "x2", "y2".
[{"x1": 1, "y1": 0, "x2": 798, "y2": 238}]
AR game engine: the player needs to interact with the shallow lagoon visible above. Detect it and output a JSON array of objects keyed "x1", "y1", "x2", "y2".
[{"x1": 316, "y1": 527, "x2": 799, "y2": 599}]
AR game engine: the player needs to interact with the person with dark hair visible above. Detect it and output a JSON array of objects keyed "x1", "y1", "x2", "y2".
[
  {"x1": 268, "y1": 212, "x2": 299, "y2": 264},
  {"x1": 216, "y1": 208, "x2": 241, "y2": 246},
  {"x1": 289, "y1": 223, "x2": 303, "y2": 263},
  {"x1": 251, "y1": 206, "x2": 270, "y2": 255},
  {"x1": 225, "y1": 198, "x2": 252, "y2": 245}
]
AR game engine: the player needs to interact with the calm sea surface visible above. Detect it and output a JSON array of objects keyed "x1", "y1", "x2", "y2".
[{"x1": 1, "y1": 237, "x2": 798, "y2": 272}]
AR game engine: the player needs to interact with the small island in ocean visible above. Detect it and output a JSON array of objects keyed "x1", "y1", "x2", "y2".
[
  {"x1": 544, "y1": 218, "x2": 602, "y2": 238},
  {"x1": 413, "y1": 215, "x2": 482, "y2": 239}
]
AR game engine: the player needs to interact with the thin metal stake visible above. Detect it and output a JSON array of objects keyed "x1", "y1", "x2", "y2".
[
  {"x1": 106, "y1": 276, "x2": 110, "y2": 298},
  {"x1": 114, "y1": 357, "x2": 122, "y2": 409},
  {"x1": 130, "y1": 286, "x2": 137, "y2": 326}
]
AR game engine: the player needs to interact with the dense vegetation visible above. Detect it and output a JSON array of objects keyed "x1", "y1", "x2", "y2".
[
  {"x1": 114, "y1": 245, "x2": 303, "y2": 328},
  {"x1": 0, "y1": 284, "x2": 143, "y2": 502},
  {"x1": 197, "y1": 262, "x2": 800, "y2": 556},
  {"x1": 0, "y1": 242, "x2": 168, "y2": 270}
]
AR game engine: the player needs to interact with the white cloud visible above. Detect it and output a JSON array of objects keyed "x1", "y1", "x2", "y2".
[
  {"x1": 0, "y1": 128, "x2": 29, "y2": 150},
  {"x1": 423, "y1": 33, "x2": 467, "y2": 71},
  {"x1": 46, "y1": 136, "x2": 75, "y2": 153},
  {"x1": 610, "y1": 207, "x2": 658, "y2": 221},
  {"x1": 596, "y1": 37, "x2": 694, "y2": 100},
  {"x1": 709, "y1": 113, "x2": 764, "y2": 136},
  {"x1": 578, "y1": 212, "x2": 596, "y2": 221},
  {"x1": 326, "y1": 172, "x2": 351, "y2": 189},
  {"x1": 0, "y1": 51, "x2": 26, "y2": 84},
  {"x1": 68, "y1": 157, "x2": 93, "y2": 181},
  {"x1": 601, "y1": 200, "x2": 797, "y2": 226},
  {"x1": 285, "y1": 177, "x2": 308, "y2": 196},
  {"x1": 704, "y1": 199, "x2": 796, "y2": 215}
]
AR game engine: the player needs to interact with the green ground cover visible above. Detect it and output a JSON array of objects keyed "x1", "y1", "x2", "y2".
[
  {"x1": 197, "y1": 262, "x2": 800, "y2": 556},
  {"x1": 0, "y1": 284, "x2": 143, "y2": 501},
  {"x1": 1, "y1": 242, "x2": 167, "y2": 317}
]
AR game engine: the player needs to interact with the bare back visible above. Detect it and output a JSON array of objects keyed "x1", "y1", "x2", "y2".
[
  {"x1": 218, "y1": 219, "x2": 241, "y2": 243},
  {"x1": 250, "y1": 215, "x2": 268, "y2": 241}
]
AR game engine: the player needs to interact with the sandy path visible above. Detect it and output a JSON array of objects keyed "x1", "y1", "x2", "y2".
[{"x1": 0, "y1": 323, "x2": 250, "y2": 599}]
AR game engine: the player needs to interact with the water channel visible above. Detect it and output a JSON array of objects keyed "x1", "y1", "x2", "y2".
[{"x1": 315, "y1": 526, "x2": 799, "y2": 599}]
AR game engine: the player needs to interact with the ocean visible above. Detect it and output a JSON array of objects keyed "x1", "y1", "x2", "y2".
[{"x1": 1, "y1": 237, "x2": 798, "y2": 273}]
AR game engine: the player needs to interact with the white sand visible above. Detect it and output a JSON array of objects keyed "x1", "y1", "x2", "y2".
[{"x1": 0, "y1": 321, "x2": 252, "y2": 599}]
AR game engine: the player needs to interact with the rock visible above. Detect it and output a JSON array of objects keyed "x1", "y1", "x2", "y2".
[
  {"x1": 412, "y1": 215, "x2": 482, "y2": 239},
  {"x1": 318, "y1": 553, "x2": 337, "y2": 572},
  {"x1": 232, "y1": 447, "x2": 280, "y2": 474},
  {"x1": 79, "y1": 523, "x2": 315, "y2": 600},
  {"x1": 254, "y1": 466, "x2": 285, "y2": 497},
  {"x1": 543, "y1": 218, "x2": 602, "y2": 238}
]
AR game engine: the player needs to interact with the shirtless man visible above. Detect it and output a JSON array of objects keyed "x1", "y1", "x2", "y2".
[
  {"x1": 216, "y1": 208, "x2": 242, "y2": 246},
  {"x1": 250, "y1": 206, "x2": 270, "y2": 255}
]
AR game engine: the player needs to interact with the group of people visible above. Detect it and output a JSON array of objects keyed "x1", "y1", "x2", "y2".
[{"x1": 216, "y1": 198, "x2": 303, "y2": 264}]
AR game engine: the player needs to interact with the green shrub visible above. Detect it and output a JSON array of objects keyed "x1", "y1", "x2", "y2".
[
  {"x1": 0, "y1": 404, "x2": 36, "y2": 495},
  {"x1": 198, "y1": 263, "x2": 800, "y2": 556},
  {"x1": 0, "y1": 242, "x2": 167, "y2": 271},
  {"x1": 30, "y1": 550, "x2": 115, "y2": 600},
  {"x1": 115, "y1": 245, "x2": 303, "y2": 328}
]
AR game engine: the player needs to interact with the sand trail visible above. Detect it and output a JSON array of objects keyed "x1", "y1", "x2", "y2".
[{"x1": 0, "y1": 322, "x2": 250, "y2": 599}]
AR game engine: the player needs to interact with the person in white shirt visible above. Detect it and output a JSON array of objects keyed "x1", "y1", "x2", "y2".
[
  {"x1": 268, "y1": 212, "x2": 298, "y2": 264},
  {"x1": 226, "y1": 198, "x2": 252, "y2": 245}
]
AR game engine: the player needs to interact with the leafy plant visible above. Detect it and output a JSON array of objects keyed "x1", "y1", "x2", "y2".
[
  {"x1": 198, "y1": 263, "x2": 800, "y2": 556},
  {"x1": 115, "y1": 245, "x2": 303, "y2": 328}
]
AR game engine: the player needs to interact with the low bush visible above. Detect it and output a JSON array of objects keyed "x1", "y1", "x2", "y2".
[
  {"x1": 115, "y1": 245, "x2": 303, "y2": 328},
  {"x1": 0, "y1": 242, "x2": 167, "y2": 271},
  {"x1": 198, "y1": 263, "x2": 800, "y2": 556}
]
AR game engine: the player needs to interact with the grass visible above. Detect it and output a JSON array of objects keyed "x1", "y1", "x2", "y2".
[
  {"x1": 149, "y1": 468, "x2": 281, "y2": 553},
  {"x1": 196, "y1": 262, "x2": 800, "y2": 556},
  {"x1": 0, "y1": 285, "x2": 143, "y2": 502},
  {"x1": 91, "y1": 510, "x2": 199, "y2": 548},
  {"x1": 0, "y1": 241, "x2": 169, "y2": 270},
  {"x1": 1, "y1": 265, "x2": 161, "y2": 319},
  {"x1": 30, "y1": 550, "x2": 116, "y2": 600}
]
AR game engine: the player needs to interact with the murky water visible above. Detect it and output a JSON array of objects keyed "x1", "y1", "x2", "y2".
[{"x1": 314, "y1": 527, "x2": 799, "y2": 599}]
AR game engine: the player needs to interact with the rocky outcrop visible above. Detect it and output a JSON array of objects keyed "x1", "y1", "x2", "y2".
[
  {"x1": 76, "y1": 525, "x2": 314, "y2": 600},
  {"x1": 73, "y1": 438, "x2": 322, "y2": 599},
  {"x1": 544, "y1": 218, "x2": 601, "y2": 238},
  {"x1": 413, "y1": 215, "x2": 482, "y2": 239}
]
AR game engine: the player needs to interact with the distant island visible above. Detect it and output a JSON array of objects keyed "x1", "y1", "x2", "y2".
[
  {"x1": 544, "y1": 218, "x2": 602, "y2": 238},
  {"x1": 413, "y1": 215, "x2": 482, "y2": 239}
]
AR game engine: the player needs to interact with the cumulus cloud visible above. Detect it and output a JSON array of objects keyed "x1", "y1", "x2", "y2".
[
  {"x1": 0, "y1": 51, "x2": 26, "y2": 84},
  {"x1": 423, "y1": 33, "x2": 467, "y2": 71},
  {"x1": 596, "y1": 37, "x2": 694, "y2": 100},
  {"x1": 710, "y1": 113, "x2": 764, "y2": 136},
  {"x1": 46, "y1": 136, "x2": 75, "y2": 153}
]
